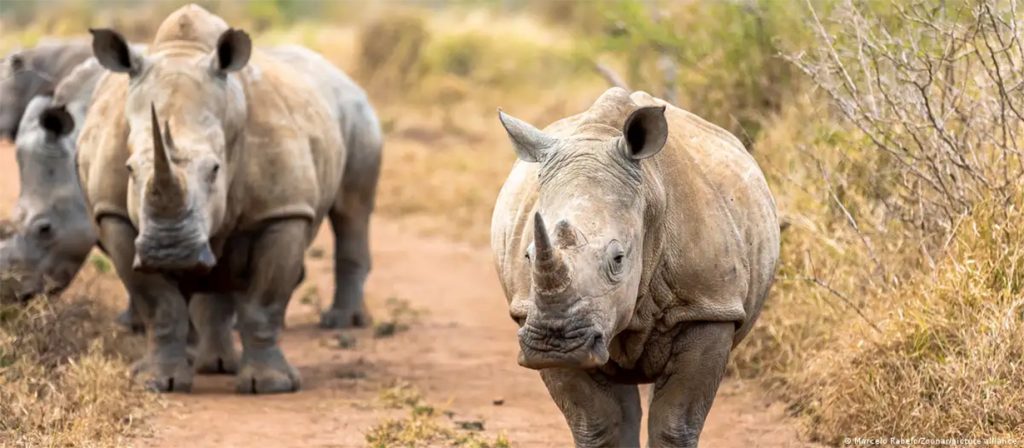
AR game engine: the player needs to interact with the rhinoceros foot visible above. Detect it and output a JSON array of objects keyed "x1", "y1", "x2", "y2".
[
  {"x1": 131, "y1": 355, "x2": 194, "y2": 393},
  {"x1": 235, "y1": 347, "x2": 300, "y2": 394},
  {"x1": 319, "y1": 306, "x2": 371, "y2": 329},
  {"x1": 195, "y1": 339, "x2": 239, "y2": 375}
]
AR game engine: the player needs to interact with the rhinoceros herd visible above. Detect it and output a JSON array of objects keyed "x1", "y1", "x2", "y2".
[{"x1": 0, "y1": 5, "x2": 780, "y2": 447}]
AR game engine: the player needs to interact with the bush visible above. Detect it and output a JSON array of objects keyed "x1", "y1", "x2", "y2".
[
  {"x1": 588, "y1": 0, "x2": 812, "y2": 144},
  {"x1": 796, "y1": 201, "x2": 1024, "y2": 442},
  {"x1": 733, "y1": 0, "x2": 1024, "y2": 441},
  {"x1": 793, "y1": 0, "x2": 1024, "y2": 236},
  {"x1": 357, "y1": 13, "x2": 429, "y2": 95}
]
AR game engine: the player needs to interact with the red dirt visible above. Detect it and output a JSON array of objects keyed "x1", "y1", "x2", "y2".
[{"x1": 0, "y1": 140, "x2": 816, "y2": 447}]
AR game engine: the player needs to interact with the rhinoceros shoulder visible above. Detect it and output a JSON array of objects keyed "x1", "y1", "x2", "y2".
[{"x1": 76, "y1": 72, "x2": 132, "y2": 224}]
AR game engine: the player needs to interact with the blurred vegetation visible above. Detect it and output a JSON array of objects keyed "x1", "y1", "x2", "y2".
[
  {"x1": 2, "y1": 0, "x2": 1022, "y2": 444},
  {"x1": 583, "y1": 0, "x2": 813, "y2": 145},
  {"x1": 0, "y1": 289, "x2": 151, "y2": 445}
]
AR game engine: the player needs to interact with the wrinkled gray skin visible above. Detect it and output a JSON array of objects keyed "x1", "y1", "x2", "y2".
[
  {"x1": 0, "y1": 95, "x2": 95, "y2": 300},
  {"x1": 266, "y1": 45, "x2": 383, "y2": 328},
  {"x1": 0, "y1": 40, "x2": 91, "y2": 140},
  {"x1": 491, "y1": 88, "x2": 780, "y2": 447}
]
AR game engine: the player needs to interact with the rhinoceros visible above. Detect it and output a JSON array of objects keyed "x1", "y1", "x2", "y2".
[
  {"x1": 491, "y1": 88, "x2": 780, "y2": 447},
  {"x1": 263, "y1": 45, "x2": 382, "y2": 328},
  {"x1": 0, "y1": 40, "x2": 92, "y2": 139},
  {"x1": 0, "y1": 58, "x2": 104, "y2": 302},
  {"x1": 77, "y1": 4, "x2": 378, "y2": 393}
]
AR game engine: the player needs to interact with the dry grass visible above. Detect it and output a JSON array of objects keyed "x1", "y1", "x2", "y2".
[
  {"x1": 0, "y1": 266, "x2": 153, "y2": 446},
  {"x1": 3, "y1": 0, "x2": 1022, "y2": 444},
  {"x1": 732, "y1": 85, "x2": 1024, "y2": 441},
  {"x1": 794, "y1": 202, "x2": 1024, "y2": 441},
  {"x1": 367, "y1": 381, "x2": 511, "y2": 448},
  {"x1": 728, "y1": 1, "x2": 1024, "y2": 441}
]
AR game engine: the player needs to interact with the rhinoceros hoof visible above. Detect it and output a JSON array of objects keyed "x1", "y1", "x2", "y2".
[
  {"x1": 235, "y1": 359, "x2": 301, "y2": 394},
  {"x1": 319, "y1": 307, "x2": 371, "y2": 329},
  {"x1": 195, "y1": 346, "x2": 239, "y2": 375},
  {"x1": 131, "y1": 356, "x2": 194, "y2": 393}
]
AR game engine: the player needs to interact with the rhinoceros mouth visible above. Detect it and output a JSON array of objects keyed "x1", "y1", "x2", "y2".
[{"x1": 517, "y1": 324, "x2": 609, "y2": 370}]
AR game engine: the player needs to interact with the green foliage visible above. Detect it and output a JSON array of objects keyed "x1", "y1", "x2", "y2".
[
  {"x1": 585, "y1": 0, "x2": 823, "y2": 143},
  {"x1": 89, "y1": 253, "x2": 113, "y2": 274},
  {"x1": 422, "y1": 31, "x2": 586, "y2": 91}
]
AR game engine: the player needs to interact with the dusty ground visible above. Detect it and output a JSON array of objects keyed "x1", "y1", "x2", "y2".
[{"x1": 0, "y1": 140, "x2": 815, "y2": 447}]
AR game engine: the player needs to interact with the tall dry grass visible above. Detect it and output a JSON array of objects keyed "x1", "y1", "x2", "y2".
[
  {"x1": 797, "y1": 200, "x2": 1024, "y2": 439},
  {"x1": 0, "y1": 263, "x2": 152, "y2": 446},
  {"x1": 730, "y1": 0, "x2": 1024, "y2": 442}
]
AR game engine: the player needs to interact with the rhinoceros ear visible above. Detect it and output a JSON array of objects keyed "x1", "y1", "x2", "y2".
[
  {"x1": 622, "y1": 106, "x2": 668, "y2": 160},
  {"x1": 39, "y1": 105, "x2": 74, "y2": 139},
  {"x1": 498, "y1": 109, "x2": 556, "y2": 163},
  {"x1": 212, "y1": 28, "x2": 251, "y2": 75},
  {"x1": 90, "y1": 28, "x2": 143, "y2": 76}
]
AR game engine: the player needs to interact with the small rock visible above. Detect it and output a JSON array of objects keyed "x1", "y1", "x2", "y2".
[
  {"x1": 455, "y1": 420, "x2": 485, "y2": 431},
  {"x1": 374, "y1": 321, "x2": 397, "y2": 338},
  {"x1": 492, "y1": 397, "x2": 504, "y2": 406},
  {"x1": 335, "y1": 332, "x2": 357, "y2": 349}
]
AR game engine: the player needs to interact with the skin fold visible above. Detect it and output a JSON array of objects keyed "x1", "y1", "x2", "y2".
[
  {"x1": 76, "y1": 4, "x2": 378, "y2": 393},
  {"x1": 491, "y1": 87, "x2": 780, "y2": 447}
]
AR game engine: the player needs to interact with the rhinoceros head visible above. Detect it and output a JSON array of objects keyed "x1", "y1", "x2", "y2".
[
  {"x1": 0, "y1": 96, "x2": 95, "y2": 301},
  {"x1": 498, "y1": 105, "x2": 668, "y2": 369},
  {"x1": 89, "y1": 24, "x2": 251, "y2": 273},
  {"x1": 0, "y1": 51, "x2": 55, "y2": 140}
]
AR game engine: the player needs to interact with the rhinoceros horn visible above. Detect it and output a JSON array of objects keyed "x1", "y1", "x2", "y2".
[
  {"x1": 146, "y1": 104, "x2": 187, "y2": 217},
  {"x1": 532, "y1": 212, "x2": 571, "y2": 297}
]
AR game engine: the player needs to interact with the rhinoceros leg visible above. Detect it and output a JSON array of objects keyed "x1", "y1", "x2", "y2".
[
  {"x1": 540, "y1": 368, "x2": 642, "y2": 448},
  {"x1": 320, "y1": 194, "x2": 373, "y2": 329},
  {"x1": 98, "y1": 217, "x2": 192, "y2": 392},
  {"x1": 190, "y1": 293, "x2": 238, "y2": 374},
  {"x1": 647, "y1": 322, "x2": 733, "y2": 448},
  {"x1": 234, "y1": 219, "x2": 306, "y2": 394},
  {"x1": 115, "y1": 296, "x2": 144, "y2": 334}
]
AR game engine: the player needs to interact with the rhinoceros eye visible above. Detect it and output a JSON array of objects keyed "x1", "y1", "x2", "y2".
[
  {"x1": 33, "y1": 219, "x2": 54, "y2": 241},
  {"x1": 606, "y1": 240, "x2": 625, "y2": 280}
]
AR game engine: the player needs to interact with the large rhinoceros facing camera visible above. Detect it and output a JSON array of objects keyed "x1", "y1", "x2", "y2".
[
  {"x1": 76, "y1": 4, "x2": 379, "y2": 393},
  {"x1": 491, "y1": 88, "x2": 780, "y2": 447}
]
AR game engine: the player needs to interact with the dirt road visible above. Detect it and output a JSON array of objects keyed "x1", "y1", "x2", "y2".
[{"x1": 0, "y1": 141, "x2": 813, "y2": 447}]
